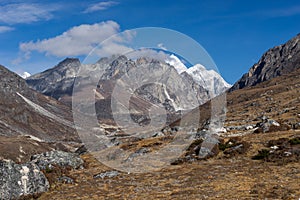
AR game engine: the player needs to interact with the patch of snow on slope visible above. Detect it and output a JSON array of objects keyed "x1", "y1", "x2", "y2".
[{"x1": 16, "y1": 92, "x2": 74, "y2": 127}]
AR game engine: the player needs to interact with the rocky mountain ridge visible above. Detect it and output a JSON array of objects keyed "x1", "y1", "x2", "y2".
[
  {"x1": 231, "y1": 33, "x2": 300, "y2": 90},
  {"x1": 26, "y1": 55, "x2": 231, "y2": 109}
]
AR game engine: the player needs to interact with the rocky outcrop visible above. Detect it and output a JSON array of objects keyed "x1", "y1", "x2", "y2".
[
  {"x1": 93, "y1": 171, "x2": 119, "y2": 179},
  {"x1": 0, "y1": 150, "x2": 84, "y2": 199},
  {"x1": 231, "y1": 33, "x2": 300, "y2": 91},
  {"x1": 31, "y1": 151, "x2": 84, "y2": 170},
  {"x1": 0, "y1": 160, "x2": 49, "y2": 200}
]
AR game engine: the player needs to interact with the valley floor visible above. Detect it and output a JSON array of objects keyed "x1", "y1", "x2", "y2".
[{"x1": 39, "y1": 130, "x2": 300, "y2": 200}]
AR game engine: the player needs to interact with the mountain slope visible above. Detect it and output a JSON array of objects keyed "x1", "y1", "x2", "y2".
[
  {"x1": 231, "y1": 33, "x2": 300, "y2": 91},
  {"x1": 26, "y1": 58, "x2": 81, "y2": 100},
  {"x1": 0, "y1": 64, "x2": 78, "y2": 142}
]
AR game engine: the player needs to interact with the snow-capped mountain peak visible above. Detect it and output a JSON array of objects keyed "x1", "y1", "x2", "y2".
[
  {"x1": 186, "y1": 64, "x2": 232, "y2": 97},
  {"x1": 165, "y1": 54, "x2": 187, "y2": 74},
  {"x1": 164, "y1": 55, "x2": 231, "y2": 97},
  {"x1": 19, "y1": 72, "x2": 31, "y2": 79}
]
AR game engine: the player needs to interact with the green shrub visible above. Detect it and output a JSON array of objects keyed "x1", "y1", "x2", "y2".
[
  {"x1": 252, "y1": 149, "x2": 270, "y2": 160},
  {"x1": 45, "y1": 166, "x2": 53, "y2": 173},
  {"x1": 289, "y1": 137, "x2": 300, "y2": 145}
]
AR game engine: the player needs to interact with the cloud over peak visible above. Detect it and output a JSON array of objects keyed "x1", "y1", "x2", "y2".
[{"x1": 19, "y1": 20, "x2": 134, "y2": 60}]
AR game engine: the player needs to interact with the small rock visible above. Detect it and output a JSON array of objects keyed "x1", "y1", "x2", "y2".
[
  {"x1": 171, "y1": 126, "x2": 179, "y2": 132},
  {"x1": 292, "y1": 122, "x2": 300, "y2": 129},
  {"x1": 255, "y1": 117, "x2": 281, "y2": 133},
  {"x1": 75, "y1": 145, "x2": 88, "y2": 155},
  {"x1": 284, "y1": 151, "x2": 292, "y2": 157},
  {"x1": 152, "y1": 132, "x2": 164, "y2": 137},
  {"x1": 57, "y1": 176, "x2": 74, "y2": 184},
  {"x1": 269, "y1": 119, "x2": 280, "y2": 126},
  {"x1": 270, "y1": 145, "x2": 279, "y2": 150},
  {"x1": 93, "y1": 171, "x2": 119, "y2": 179},
  {"x1": 135, "y1": 147, "x2": 150, "y2": 154}
]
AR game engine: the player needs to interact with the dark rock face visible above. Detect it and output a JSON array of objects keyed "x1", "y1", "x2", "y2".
[
  {"x1": 0, "y1": 160, "x2": 49, "y2": 200},
  {"x1": 31, "y1": 151, "x2": 84, "y2": 170},
  {"x1": 231, "y1": 33, "x2": 300, "y2": 91}
]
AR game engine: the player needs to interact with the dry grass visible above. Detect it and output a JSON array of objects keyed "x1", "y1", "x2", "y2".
[{"x1": 36, "y1": 129, "x2": 300, "y2": 200}]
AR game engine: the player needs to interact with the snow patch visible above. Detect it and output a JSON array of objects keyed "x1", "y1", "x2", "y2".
[
  {"x1": 16, "y1": 92, "x2": 74, "y2": 127},
  {"x1": 24, "y1": 134, "x2": 43, "y2": 142},
  {"x1": 19, "y1": 72, "x2": 31, "y2": 79},
  {"x1": 19, "y1": 146, "x2": 26, "y2": 154}
]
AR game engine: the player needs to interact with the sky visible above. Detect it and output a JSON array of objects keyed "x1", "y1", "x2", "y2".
[{"x1": 0, "y1": 0, "x2": 300, "y2": 84}]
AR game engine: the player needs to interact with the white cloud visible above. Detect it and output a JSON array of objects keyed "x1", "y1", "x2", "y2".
[
  {"x1": 0, "y1": 3, "x2": 58, "y2": 24},
  {"x1": 19, "y1": 21, "x2": 135, "y2": 60},
  {"x1": 126, "y1": 49, "x2": 188, "y2": 74},
  {"x1": 83, "y1": 1, "x2": 118, "y2": 13},
  {"x1": 127, "y1": 48, "x2": 170, "y2": 61},
  {"x1": 0, "y1": 26, "x2": 14, "y2": 33},
  {"x1": 157, "y1": 43, "x2": 167, "y2": 50}
]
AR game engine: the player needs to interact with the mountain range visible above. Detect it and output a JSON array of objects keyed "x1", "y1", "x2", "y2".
[
  {"x1": 26, "y1": 54, "x2": 231, "y2": 105},
  {"x1": 0, "y1": 33, "x2": 299, "y2": 199}
]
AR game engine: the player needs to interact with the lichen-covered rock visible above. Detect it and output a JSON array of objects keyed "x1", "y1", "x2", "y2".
[
  {"x1": 0, "y1": 159, "x2": 49, "y2": 200},
  {"x1": 93, "y1": 171, "x2": 119, "y2": 179},
  {"x1": 57, "y1": 176, "x2": 74, "y2": 184},
  {"x1": 31, "y1": 151, "x2": 84, "y2": 170}
]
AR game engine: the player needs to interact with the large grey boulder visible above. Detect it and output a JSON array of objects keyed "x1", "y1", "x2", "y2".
[
  {"x1": 31, "y1": 150, "x2": 84, "y2": 170},
  {"x1": 0, "y1": 160, "x2": 49, "y2": 200}
]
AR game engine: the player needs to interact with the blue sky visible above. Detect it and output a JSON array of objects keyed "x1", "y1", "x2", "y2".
[{"x1": 0, "y1": 0, "x2": 300, "y2": 84}]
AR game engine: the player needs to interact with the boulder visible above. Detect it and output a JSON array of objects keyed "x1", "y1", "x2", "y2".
[
  {"x1": 255, "y1": 117, "x2": 281, "y2": 133},
  {"x1": 93, "y1": 171, "x2": 119, "y2": 179},
  {"x1": 0, "y1": 159, "x2": 49, "y2": 200},
  {"x1": 57, "y1": 176, "x2": 74, "y2": 184},
  {"x1": 31, "y1": 151, "x2": 84, "y2": 170}
]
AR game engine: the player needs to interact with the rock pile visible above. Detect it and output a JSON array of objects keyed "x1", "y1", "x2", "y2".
[{"x1": 0, "y1": 150, "x2": 83, "y2": 200}]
